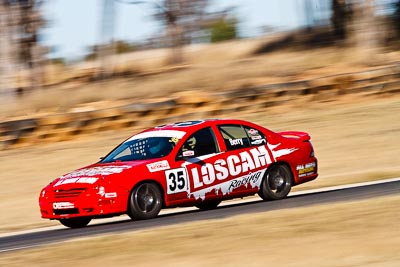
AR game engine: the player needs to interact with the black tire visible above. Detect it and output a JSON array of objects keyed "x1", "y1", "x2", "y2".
[
  {"x1": 59, "y1": 217, "x2": 91, "y2": 229},
  {"x1": 128, "y1": 182, "x2": 163, "y2": 220},
  {"x1": 195, "y1": 200, "x2": 221, "y2": 211},
  {"x1": 258, "y1": 164, "x2": 292, "y2": 201}
]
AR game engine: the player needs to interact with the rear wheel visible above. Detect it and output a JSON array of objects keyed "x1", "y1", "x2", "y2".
[
  {"x1": 128, "y1": 182, "x2": 162, "y2": 220},
  {"x1": 195, "y1": 200, "x2": 221, "y2": 211},
  {"x1": 258, "y1": 164, "x2": 292, "y2": 200},
  {"x1": 59, "y1": 217, "x2": 91, "y2": 228}
]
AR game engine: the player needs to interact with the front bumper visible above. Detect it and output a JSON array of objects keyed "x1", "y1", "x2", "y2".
[{"x1": 39, "y1": 189, "x2": 128, "y2": 219}]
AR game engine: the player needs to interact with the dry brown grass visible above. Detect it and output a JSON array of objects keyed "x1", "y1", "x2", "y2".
[
  {"x1": 2, "y1": 39, "x2": 400, "y2": 119},
  {"x1": 1, "y1": 194, "x2": 399, "y2": 267}
]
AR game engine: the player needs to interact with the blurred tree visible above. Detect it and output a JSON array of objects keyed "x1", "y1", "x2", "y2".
[
  {"x1": 98, "y1": 0, "x2": 116, "y2": 78},
  {"x1": 210, "y1": 17, "x2": 237, "y2": 43},
  {"x1": 0, "y1": 1, "x2": 12, "y2": 90},
  {"x1": 393, "y1": 0, "x2": 400, "y2": 39},
  {"x1": 115, "y1": 40, "x2": 138, "y2": 54},
  {"x1": 85, "y1": 41, "x2": 137, "y2": 62},
  {"x1": 116, "y1": 0, "x2": 232, "y2": 64},
  {"x1": 350, "y1": 0, "x2": 378, "y2": 49},
  {"x1": 331, "y1": 0, "x2": 353, "y2": 41},
  {"x1": 154, "y1": 0, "x2": 210, "y2": 64},
  {"x1": 50, "y1": 58, "x2": 66, "y2": 66},
  {"x1": 1, "y1": 0, "x2": 47, "y2": 93}
]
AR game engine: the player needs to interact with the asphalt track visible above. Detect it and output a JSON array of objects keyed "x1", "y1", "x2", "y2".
[{"x1": 1, "y1": 179, "x2": 399, "y2": 253}]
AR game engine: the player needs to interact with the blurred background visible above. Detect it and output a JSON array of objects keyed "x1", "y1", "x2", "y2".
[
  {"x1": 0, "y1": 1, "x2": 398, "y2": 105},
  {"x1": 0, "y1": 1, "x2": 398, "y2": 94},
  {"x1": 1, "y1": 2, "x2": 400, "y2": 266},
  {"x1": 1, "y1": 0, "x2": 400, "y2": 150},
  {"x1": 1, "y1": 1, "x2": 400, "y2": 136}
]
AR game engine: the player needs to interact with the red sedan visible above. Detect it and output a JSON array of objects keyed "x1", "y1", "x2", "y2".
[{"x1": 39, "y1": 119, "x2": 318, "y2": 228}]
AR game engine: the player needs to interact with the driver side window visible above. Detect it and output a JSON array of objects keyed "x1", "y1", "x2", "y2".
[{"x1": 178, "y1": 127, "x2": 218, "y2": 158}]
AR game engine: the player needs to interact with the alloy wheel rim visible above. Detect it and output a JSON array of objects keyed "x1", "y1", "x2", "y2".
[{"x1": 136, "y1": 184, "x2": 156, "y2": 213}]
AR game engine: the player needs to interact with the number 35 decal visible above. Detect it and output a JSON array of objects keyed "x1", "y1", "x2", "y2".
[{"x1": 165, "y1": 168, "x2": 189, "y2": 194}]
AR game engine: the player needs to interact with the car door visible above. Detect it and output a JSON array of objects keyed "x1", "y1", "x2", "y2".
[
  {"x1": 214, "y1": 124, "x2": 272, "y2": 194},
  {"x1": 166, "y1": 126, "x2": 222, "y2": 203}
]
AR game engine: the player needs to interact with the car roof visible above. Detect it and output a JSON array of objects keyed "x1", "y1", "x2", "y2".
[
  {"x1": 145, "y1": 119, "x2": 260, "y2": 132},
  {"x1": 127, "y1": 119, "x2": 268, "y2": 142}
]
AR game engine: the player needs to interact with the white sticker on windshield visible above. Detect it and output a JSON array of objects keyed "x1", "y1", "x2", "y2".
[{"x1": 126, "y1": 130, "x2": 186, "y2": 142}]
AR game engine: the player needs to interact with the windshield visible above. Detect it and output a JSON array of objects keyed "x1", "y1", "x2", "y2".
[{"x1": 101, "y1": 137, "x2": 179, "y2": 163}]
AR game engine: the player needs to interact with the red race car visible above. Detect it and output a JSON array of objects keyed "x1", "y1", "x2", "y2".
[{"x1": 39, "y1": 119, "x2": 318, "y2": 228}]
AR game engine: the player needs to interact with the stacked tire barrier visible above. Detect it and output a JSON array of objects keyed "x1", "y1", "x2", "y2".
[{"x1": 1, "y1": 64, "x2": 400, "y2": 150}]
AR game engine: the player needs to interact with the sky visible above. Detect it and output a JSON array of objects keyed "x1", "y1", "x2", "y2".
[{"x1": 42, "y1": 0, "x2": 329, "y2": 60}]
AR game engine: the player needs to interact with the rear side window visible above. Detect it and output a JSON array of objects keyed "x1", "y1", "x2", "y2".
[
  {"x1": 218, "y1": 125, "x2": 250, "y2": 151},
  {"x1": 244, "y1": 126, "x2": 267, "y2": 146}
]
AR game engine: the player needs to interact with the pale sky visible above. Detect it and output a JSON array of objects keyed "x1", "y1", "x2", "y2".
[{"x1": 42, "y1": 0, "x2": 329, "y2": 59}]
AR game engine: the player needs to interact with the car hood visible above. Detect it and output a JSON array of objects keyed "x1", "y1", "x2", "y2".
[{"x1": 50, "y1": 160, "x2": 152, "y2": 189}]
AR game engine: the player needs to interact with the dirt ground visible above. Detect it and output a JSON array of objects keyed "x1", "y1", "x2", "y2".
[
  {"x1": 1, "y1": 194, "x2": 399, "y2": 267},
  {"x1": 0, "y1": 92, "x2": 399, "y2": 233}
]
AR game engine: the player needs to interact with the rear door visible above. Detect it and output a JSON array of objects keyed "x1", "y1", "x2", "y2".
[
  {"x1": 214, "y1": 124, "x2": 272, "y2": 194},
  {"x1": 174, "y1": 124, "x2": 273, "y2": 202},
  {"x1": 166, "y1": 124, "x2": 274, "y2": 203}
]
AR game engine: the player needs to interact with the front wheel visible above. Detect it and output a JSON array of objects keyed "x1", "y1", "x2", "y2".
[
  {"x1": 59, "y1": 217, "x2": 91, "y2": 228},
  {"x1": 128, "y1": 182, "x2": 163, "y2": 220},
  {"x1": 258, "y1": 164, "x2": 292, "y2": 201}
]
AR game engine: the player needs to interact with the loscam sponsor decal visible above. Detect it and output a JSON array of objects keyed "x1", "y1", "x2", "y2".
[
  {"x1": 167, "y1": 144, "x2": 297, "y2": 199},
  {"x1": 188, "y1": 145, "x2": 273, "y2": 190},
  {"x1": 147, "y1": 160, "x2": 170, "y2": 172}
]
